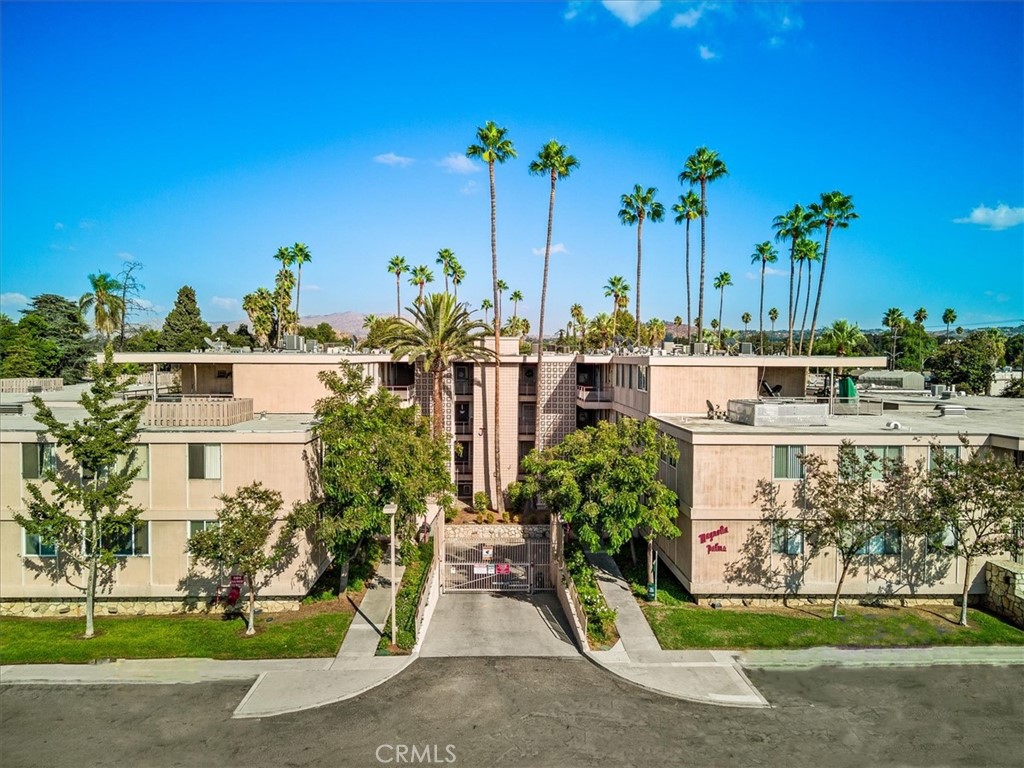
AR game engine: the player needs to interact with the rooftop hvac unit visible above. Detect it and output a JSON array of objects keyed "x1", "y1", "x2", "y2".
[
  {"x1": 283, "y1": 334, "x2": 305, "y2": 351},
  {"x1": 931, "y1": 384, "x2": 946, "y2": 397},
  {"x1": 739, "y1": 342, "x2": 753, "y2": 355},
  {"x1": 692, "y1": 342, "x2": 708, "y2": 355}
]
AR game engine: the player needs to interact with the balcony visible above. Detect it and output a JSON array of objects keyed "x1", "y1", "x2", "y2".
[
  {"x1": 144, "y1": 395, "x2": 254, "y2": 427},
  {"x1": 454, "y1": 420, "x2": 474, "y2": 436},
  {"x1": 518, "y1": 420, "x2": 536, "y2": 435},
  {"x1": 577, "y1": 386, "x2": 612, "y2": 409},
  {"x1": 518, "y1": 380, "x2": 537, "y2": 397},
  {"x1": 383, "y1": 385, "x2": 414, "y2": 405}
]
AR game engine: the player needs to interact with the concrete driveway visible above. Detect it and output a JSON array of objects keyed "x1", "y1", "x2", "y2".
[{"x1": 418, "y1": 591, "x2": 578, "y2": 657}]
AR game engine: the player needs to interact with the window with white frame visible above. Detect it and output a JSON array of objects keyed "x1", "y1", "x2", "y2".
[
  {"x1": 771, "y1": 523, "x2": 804, "y2": 555},
  {"x1": 929, "y1": 524, "x2": 957, "y2": 552},
  {"x1": 21, "y1": 442, "x2": 57, "y2": 479},
  {"x1": 189, "y1": 520, "x2": 219, "y2": 538},
  {"x1": 855, "y1": 526, "x2": 901, "y2": 556},
  {"x1": 24, "y1": 531, "x2": 57, "y2": 557},
  {"x1": 637, "y1": 365, "x2": 648, "y2": 392},
  {"x1": 188, "y1": 444, "x2": 222, "y2": 480},
  {"x1": 773, "y1": 445, "x2": 805, "y2": 479},
  {"x1": 853, "y1": 446, "x2": 902, "y2": 480},
  {"x1": 84, "y1": 522, "x2": 149, "y2": 557}
]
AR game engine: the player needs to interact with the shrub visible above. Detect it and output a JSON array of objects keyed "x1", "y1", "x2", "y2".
[
  {"x1": 473, "y1": 491, "x2": 490, "y2": 513},
  {"x1": 564, "y1": 539, "x2": 617, "y2": 643},
  {"x1": 486, "y1": 512, "x2": 495, "y2": 524}
]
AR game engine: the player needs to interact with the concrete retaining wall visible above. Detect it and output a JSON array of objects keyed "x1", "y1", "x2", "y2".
[
  {"x1": 983, "y1": 559, "x2": 1024, "y2": 629},
  {"x1": 1, "y1": 596, "x2": 301, "y2": 618},
  {"x1": 444, "y1": 524, "x2": 549, "y2": 540}
]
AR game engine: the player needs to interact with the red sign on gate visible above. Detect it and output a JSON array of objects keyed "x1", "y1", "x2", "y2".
[
  {"x1": 495, "y1": 563, "x2": 511, "y2": 575},
  {"x1": 230, "y1": 574, "x2": 245, "y2": 587}
]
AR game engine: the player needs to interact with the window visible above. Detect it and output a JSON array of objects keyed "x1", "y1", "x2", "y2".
[
  {"x1": 637, "y1": 365, "x2": 648, "y2": 392},
  {"x1": 188, "y1": 444, "x2": 222, "y2": 479},
  {"x1": 189, "y1": 520, "x2": 219, "y2": 538},
  {"x1": 929, "y1": 525, "x2": 957, "y2": 552},
  {"x1": 929, "y1": 445, "x2": 960, "y2": 471},
  {"x1": 853, "y1": 446, "x2": 902, "y2": 479},
  {"x1": 772, "y1": 524, "x2": 804, "y2": 556},
  {"x1": 855, "y1": 526, "x2": 901, "y2": 556},
  {"x1": 86, "y1": 522, "x2": 149, "y2": 556},
  {"x1": 773, "y1": 446, "x2": 805, "y2": 479},
  {"x1": 455, "y1": 441, "x2": 472, "y2": 472},
  {"x1": 24, "y1": 532, "x2": 57, "y2": 557},
  {"x1": 518, "y1": 441, "x2": 534, "y2": 464},
  {"x1": 21, "y1": 442, "x2": 56, "y2": 479}
]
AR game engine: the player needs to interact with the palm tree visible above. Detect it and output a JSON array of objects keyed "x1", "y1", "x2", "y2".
[
  {"x1": 713, "y1": 271, "x2": 733, "y2": 347},
  {"x1": 882, "y1": 307, "x2": 906, "y2": 370},
  {"x1": 820, "y1": 319, "x2": 866, "y2": 357},
  {"x1": 80, "y1": 272, "x2": 125, "y2": 341},
  {"x1": 680, "y1": 147, "x2": 729, "y2": 341},
  {"x1": 451, "y1": 262, "x2": 466, "y2": 300},
  {"x1": 409, "y1": 265, "x2": 434, "y2": 305},
  {"x1": 387, "y1": 255, "x2": 408, "y2": 317},
  {"x1": 496, "y1": 279, "x2": 509, "y2": 319},
  {"x1": 913, "y1": 307, "x2": 928, "y2": 325},
  {"x1": 741, "y1": 312, "x2": 752, "y2": 340},
  {"x1": 530, "y1": 141, "x2": 579, "y2": 443},
  {"x1": 768, "y1": 307, "x2": 779, "y2": 350},
  {"x1": 381, "y1": 293, "x2": 495, "y2": 440},
  {"x1": 590, "y1": 312, "x2": 614, "y2": 349},
  {"x1": 795, "y1": 238, "x2": 821, "y2": 354},
  {"x1": 480, "y1": 298, "x2": 493, "y2": 315},
  {"x1": 570, "y1": 303, "x2": 586, "y2": 352},
  {"x1": 942, "y1": 308, "x2": 957, "y2": 340},
  {"x1": 274, "y1": 267, "x2": 296, "y2": 347},
  {"x1": 673, "y1": 190, "x2": 703, "y2": 343},
  {"x1": 242, "y1": 288, "x2": 275, "y2": 349},
  {"x1": 751, "y1": 241, "x2": 778, "y2": 354},
  {"x1": 290, "y1": 242, "x2": 312, "y2": 333},
  {"x1": 603, "y1": 276, "x2": 630, "y2": 340},
  {"x1": 772, "y1": 204, "x2": 814, "y2": 355},
  {"x1": 509, "y1": 289, "x2": 524, "y2": 319},
  {"x1": 467, "y1": 121, "x2": 516, "y2": 515},
  {"x1": 806, "y1": 191, "x2": 858, "y2": 354},
  {"x1": 273, "y1": 246, "x2": 295, "y2": 347},
  {"x1": 436, "y1": 248, "x2": 457, "y2": 293},
  {"x1": 618, "y1": 184, "x2": 665, "y2": 344}
]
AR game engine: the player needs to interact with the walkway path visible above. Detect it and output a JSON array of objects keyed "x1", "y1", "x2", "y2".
[{"x1": 584, "y1": 551, "x2": 770, "y2": 708}]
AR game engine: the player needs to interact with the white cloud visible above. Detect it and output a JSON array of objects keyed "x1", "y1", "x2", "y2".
[
  {"x1": 954, "y1": 203, "x2": 1024, "y2": 231},
  {"x1": 211, "y1": 296, "x2": 238, "y2": 310},
  {"x1": 374, "y1": 152, "x2": 414, "y2": 168},
  {"x1": 54, "y1": 222, "x2": 65, "y2": 231},
  {"x1": 984, "y1": 290, "x2": 1010, "y2": 303},
  {"x1": 764, "y1": 266, "x2": 786, "y2": 277},
  {"x1": 116, "y1": 251, "x2": 135, "y2": 261},
  {"x1": 301, "y1": 284, "x2": 322, "y2": 292},
  {"x1": 0, "y1": 292, "x2": 29, "y2": 308},
  {"x1": 564, "y1": 0, "x2": 585, "y2": 20},
  {"x1": 531, "y1": 243, "x2": 569, "y2": 256},
  {"x1": 460, "y1": 180, "x2": 479, "y2": 195},
  {"x1": 698, "y1": 44, "x2": 718, "y2": 60},
  {"x1": 601, "y1": 0, "x2": 662, "y2": 27},
  {"x1": 671, "y1": 8, "x2": 703, "y2": 28},
  {"x1": 438, "y1": 153, "x2": 481, "y2": 174}
]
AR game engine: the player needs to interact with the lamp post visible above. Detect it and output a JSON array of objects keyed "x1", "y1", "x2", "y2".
[{"x1": 384, "y1": 503, "x2": 398, "y2": 648}]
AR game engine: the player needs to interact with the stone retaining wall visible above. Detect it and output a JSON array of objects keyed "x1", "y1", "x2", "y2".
[
  {"x1": 693, "y1": 594, "x2": 961, "y2": 608},
  {"x1": 983, "y1": 559, "x2": 1024, "y2": 629},
  {"x1": 1, "y1": 597, "x2": 301, "y2": 618},
  {"x1": 445, "y1": 524, "x2": 550, "y2": 540}
]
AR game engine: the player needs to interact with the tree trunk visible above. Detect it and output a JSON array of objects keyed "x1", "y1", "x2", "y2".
[
  {"x1": 832, "y1": 559, "x2": 851, "y2": 619},
  {"x1": 799, "y1": 261, "x2": 813, "y2": 354},
  {"x1": 432, "y1": 368, "x2": 444, "y2": 441},
  {"x1": 85, "y1": 520, "x2": 97, "y2": 638},
  {"x1": 246, "y1": 575, "x2": 256, "y2": 636},
  {"x1": 759, "y1": 261, "x2": 766, "y2": 354},
  {"x1": 960, "y1": 554, "x2": 972, "y2": 626},
  {"x1": 295, "y1": 264, "x2": 302, "y2": 335},
  {"x1": 685, "y1": 219, "x2": 692, "y2": 344},
  {"x1": 536, "y1": 170, "x2": 557, "y2": 450},
  {"x1": 717, "y1": 288, "x2": 724, "y2": 347},
  {"x1": 629, "y1": 536, "x2": 637, "y2": 566},
  {"x1": 697, "y1": 180, "x2": 707, "y2": 339},
  {"x1": 338, "y1": 556, "x2": 350, "y2": 594},
  {"x1": 806, "y1": 222, "x2": 833, "y2": 356},
  {"x1": 396, "y1": 275, "x2": 402, "y2": 318},
  {"x1": 635, "y1": 216, "x2": 643, "y2": 345},
  {"x1": 787, "y1": 242, "x2": 797, "y2": 355},
  {"x1": 646, "y1": 538, "x2": 655, "y2": 595},
  {"x1": 793, "y1": 259, "x2": 804, "y2": 353},
  {"x1": 489, "y1": 159, "x2": 505, "y2": 515}
]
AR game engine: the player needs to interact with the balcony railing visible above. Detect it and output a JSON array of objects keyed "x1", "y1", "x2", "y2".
[
  {"x1": 518, "y1": 420, "x2": 536, "y2": 435},
  {"x1": 454, "y1": 420, "x2": 474, "y2": 435},
  {"x1": 454, "y1": 380, "x2": 473, "y2": 396},
  {"x1": 577, "y1": 386, "x2": 612, "y2": 403},
  {"x1": 144, "y1": 396, "x2": 254, "y2": 427},
  {"x1": 383, "y1": 385, "x2": 414, "y2": 403},
  {"x1": 518, "y1": 381, "x2": 537, "y2": 396}
]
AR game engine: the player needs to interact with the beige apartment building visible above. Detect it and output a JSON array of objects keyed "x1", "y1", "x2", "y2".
[{"x1": 2, "y1": 342, "x2": 1020, "y2": 612}]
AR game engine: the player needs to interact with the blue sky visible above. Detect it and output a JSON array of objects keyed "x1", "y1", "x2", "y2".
[{"x1": 2, "y1": 1, "x2": 1022, "y2": 334}]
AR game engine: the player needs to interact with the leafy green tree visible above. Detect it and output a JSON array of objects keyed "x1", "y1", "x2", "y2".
[
  {"x1": 387, "y1": 255, "x2": 409, "y2": 317},
  {"x1": 1004, "y1": 334, "x2": 1023, "y2": 370},
  {"x1": 927, "y1": 440, "x2": 1024, "y2": 625},
  {"x1": 518, "y1": 418, "x2": 680, "y2": 592},
  {"x1": 187, "y1": 482, "x2": 303, "y2": 635},
  {"x1": 805, "y1": 191, "x2": 858, "y2": 354},
  {"x1": 928, "y1": 334, "x2": 999, "y2": 394},
  {"x1": 80, "y1": 272, "x2": 126, "y2": 342},
  {"x1": 298, "y1": 322, "x2": 339, "y2": 346},
  {"x1": 772, "y1": 204, "x2": 815, "y2": 355},
  {"x1": 14, "y1": 347, "x2": 147, "y2": 638},
  {"x1": 619, "y1": 184, "x2": 665, "y2": 344},
  {"x1": 160, "y1": 286, "x2": 211, "y2": 351},
  {"x1": 381, "y1": 293, "x2": 494, "y2": 440},
  {"x1": 2, "y1": 295, "x2": 93, "y2": 382},
  {"x1": 467, "y1": 120, "x2": 517, "y2": 515},
  {"x1": 895, "y1": 321, "x2": 938, "y2": 372},
  {"x1": 303, "y1": 361, "x2": 453, "y2": 591},
  {"x1": 713, "y1": 271, "x2": 733, "y2": 347},
  {"x1": 680, "y1": 147, "x2": 728, "y2": 341},
  {"x1": 124, "y1": 327, "x2": 163, "y2": 352},
  {"x1": 673, "y1": 190, "x2": 703, "y2": 343}
]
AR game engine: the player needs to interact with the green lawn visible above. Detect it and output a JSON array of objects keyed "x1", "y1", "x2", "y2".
[{"x1": 0, "y1": 609, "x2": 352, "y2": 665}]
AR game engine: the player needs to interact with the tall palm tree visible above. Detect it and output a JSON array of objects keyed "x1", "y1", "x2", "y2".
[
  {"x1": 603, "y1": 276, "x2": 630, "y2": 340},
  {"x1": 680, "y1": 147, "x2": 729, "y2": 341},
  {"x1": 713, "y1": 271, "x2": 733, "y2": 347},
  {"x1": 480, "y1": 298, "x2": 493, "y2": 315},
  {"x1": 618, "y1": 184, "x2": 665, "y2": 344},
  {"x1": 409, "y1": 265, "x2": 434, "y2": 305},
  {"x1": 771, "y1": 204, "x2": 814, "y2": 355},
  {"x1": 768, "y1": 307, "x2": 779, "y2": 337},
  {"x1": 381, "y1": 293, "x2": 495, "y2": 440},
  {"x1": 570, "y1": 303, "x2": 586, "y2": 352},
  {"x1": 436, "y1": 248, "x2": 457, "y2": 293},
  {"x1": 80, "y1": 272, "x2": 125, "y2": 341},
  {"x1": 590, "y1": 312, "x2": 614, "y2": 350},
  {"x1": 496, "y1": 279, "x2": 509, "y2": 320},
  {"x1": 509, "y1": 290, "x2": 524, "y2": 319},
  {"x1": 673, "y1": 190, "x2": 703, "y2": 344},
  {"x1": 387, "y1": 255, "x2": 408, "y2": 317},
  {"x1": 795, "y1": 238, "x2": 821, "y2": 354},
  {"x1": 290, "y1": 243, "x2": 312, "y2": 333},
  {"x1": 529, "y1": 141, "x2": 579, "y2": 441},
  {"x1": 750, "y1": 241, "x2": 778, "y2": 354},
  {"x1": 273, "y1": 246, "x2": 295, "y2": 347},
  {"x1": 242, "y1": 288, "x2": 275, "y2": 349},
  {"x1": 451, "y1": 262, "x2": 466, "y2": 300},
  {"x1": 820, "y1": 319, "x2": 866, "y2": 357},
  {"x1": 467, "y1": 120, "x2": 516, "y2": 515},
  {"x1": 806, "y1": 191, "x2": 858, "y2": 354},
  {"x1": 942, "y1": 308, "x2": 957, "y2": 340},
  {"x1": 913, "y1": 307, "x2": 928, "y2": 325},
  {"x1": 741, "y1": 312, "x2": 752, "y2": 340},
  {"x1": 882, "y1": 307, "x2": 906, "y2": 370}
]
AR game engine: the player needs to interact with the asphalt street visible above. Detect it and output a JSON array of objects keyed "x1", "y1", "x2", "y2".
[{"x1": 2, "y1": 658, "x2": 1022, "y2": 768}]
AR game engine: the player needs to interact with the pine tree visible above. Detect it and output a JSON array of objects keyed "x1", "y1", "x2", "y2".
[{"x1": 160, "y1": 286, "x2": 211, "y2": 351}]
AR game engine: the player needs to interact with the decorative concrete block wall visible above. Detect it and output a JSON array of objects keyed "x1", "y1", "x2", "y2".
[{"x1": 984, "y1": 559, "x2": 1024, "y2": 629}]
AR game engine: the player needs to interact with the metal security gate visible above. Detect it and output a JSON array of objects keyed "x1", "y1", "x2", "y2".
[{"x1": 442, "y1": 534, "x2": 554, "y2": 593}]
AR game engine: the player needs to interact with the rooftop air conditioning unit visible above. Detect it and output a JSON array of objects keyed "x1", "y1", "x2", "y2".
[
  {"x1": 692, "y1": 342, "x2": 708, "y2": 355},
  {"x1": 740, "y1": 342, "x2": 753, "y2": 355}
]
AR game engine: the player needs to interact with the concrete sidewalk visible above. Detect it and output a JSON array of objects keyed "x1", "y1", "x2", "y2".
[
  {"x1": 584, "y1": 551, "x2": 770, "y2": 709},
  {"x1": 741, "y1": 645, "x2": 1024, "y2": 669}
]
